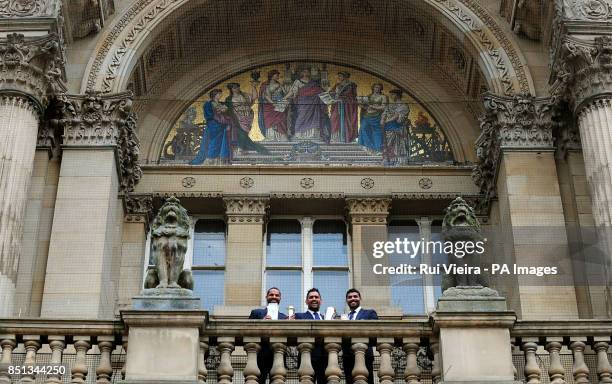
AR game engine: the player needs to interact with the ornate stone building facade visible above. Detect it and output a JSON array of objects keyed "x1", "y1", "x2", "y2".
[{"x1": 1, "y1": 0, "x2": 612, "y2": 383}]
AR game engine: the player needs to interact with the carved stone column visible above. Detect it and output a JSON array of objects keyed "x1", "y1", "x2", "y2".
[
  {"x1": 0, "y1": 33, "x2": 63, "y2": 317},
  {"x1": 345, "y1": 197, "x2": 392, "y2": 309},
  {"x1": 551, "y1": 7, "x2": 612, "y2": 317},
  {"x1": 223, "y1": 196, "x2": 269, "y2": 307},
  {"x1": 474, "y1": 93, "x2": 578, "y2": 319},
  {"x1": 40, "y1": 91, "x2": 142, "y2": 318}
]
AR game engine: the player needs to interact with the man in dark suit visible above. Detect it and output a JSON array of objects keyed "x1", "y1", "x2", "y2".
[
  {"x1": 342, "y1": 288, "x2": 378, "y2": 384},
  {"x1": 294, "y1": 288, "x2": 327, "y2": 384},
  {"x1": 249, "y1": 287, "x2": 288, "y2": 384}
]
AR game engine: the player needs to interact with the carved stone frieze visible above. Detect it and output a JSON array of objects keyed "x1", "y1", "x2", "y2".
[
  {"x1": 0, "y1": 33, "x2": 64, "y2": 111},
  {"x1": 0, "y1": 0, "x2": 49, "y2": 17},
  {"x1": 552, "y1": 35, "x2": 612, "y2": 111},
  {"x1": 345, "y1": 198, "x2": 391, "y2": 224},
  {"x1": 562, "y1": 0, "x2": 612, "y2": 20},
  {"x1": 223, "y1": 197, "x2": 270, "y2": 224},
  {"x1": 472, "y1": 93, "x2": 554, "y2": 212},
  {"x1": 59, "y1": 91, "x2": 142, "y2": 192}
]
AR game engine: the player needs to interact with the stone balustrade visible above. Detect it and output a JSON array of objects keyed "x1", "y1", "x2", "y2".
[
  {"x1": 0, "y1": 318, "x2": 611, "y2": 383},
  {"x1": 511, "y1": 320, "x2": 612, "y2": 384}
]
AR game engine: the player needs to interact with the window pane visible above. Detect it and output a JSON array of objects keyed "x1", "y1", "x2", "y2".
[
  {"x1": 388, "y1": 221, "x2": 425, "y2": 314},
  {"x1": 313, "y1": 220, "x2": 347, "y2": 266},
  {"x1": 267, "y1": 220, "x2": 301, "y2": 267},
  {"x1": 193, "y1": 219, "x2": 226, "y2": 266},
  {"x1": 266, "y1": 270, "x2": 302, "y2": 311},
  {"x1": 313, "y1": 271, "x2": 349, "y2": 314},
  {"x1": 193, "y1": 270, "x2": 224, "y2": 312}
]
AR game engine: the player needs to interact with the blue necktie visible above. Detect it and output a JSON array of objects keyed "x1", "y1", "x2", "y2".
[
  {"x1": 349, "y1": 311, "x2": 356, "y2": 320},
  {"x1": 314, "y1": 312, "x2": 321, "y2": 320}
]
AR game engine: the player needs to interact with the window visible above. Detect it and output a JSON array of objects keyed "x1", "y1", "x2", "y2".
[
  {"x1": 191, "y1": 219, "x2": 226, "y2": 312},
  {"x1": 264, "y1": 218, "x2": 350, "y2": 312},
  {"x1": 388, "y1": 218, "x2": 446, "y2": 314}
]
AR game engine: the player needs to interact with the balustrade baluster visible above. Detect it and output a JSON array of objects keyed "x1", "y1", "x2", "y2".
[
  {"x1": 270, "y1": 338, "x2": 287, "y2": 384},
  {"x1": 243, "y1": 338, "x2": 260, "y2": 384},
  {"x1": 297, "y1": 338, "x2": 315, "y2": 384},
  {"x1": 510, "y1": 337, "x2": 518, "y2": 381},
  {"x1": 45, "y1": 336, "x2": 65, "y2": 384},
  {"x1": 0, "y1": 336, "x2": 17, "y2": 384},
  {"x1": 96, "y1": 336, "x2": 114, "y2": 384},
  {"x1": 120, "y1": 337, "x2": 127, "y2": 380},
  {"x1": 430, "y1": 340, "x2": 441, "y2": 384},
  {"x1": 71, "y1": 337, "x2": 91, "y2": 384},
  {"x1": 324, "y1": 338, "x2": 342, "y2": 384},
  {"x1": 217, "y1": 338, "x2": 235, "y2": 384},
  {"x1": 19, "y1": 335, "x2": 41, "y2": 383},
  {"x1": 570, "y1": 340, "x2": 590, "y2": 384},
  {"x1": 545, "y1": 338, "x2": 566, "y2": 384},
  {"x1": 199, "y1": 338, "x2": 209, "y2": 384},
  {"x1": 403, "y1": 338, "x2": 421, "y2": 384},
  {"x1": 376, "y1": 339, "x2": 394, "y2": 384},
  {"x1": 522, "y1": 339, "x2": 541, "y2": 384},
  {"x1": 351, "y1": 339, "x2": 369, "y2": 384},
  {"x1": 593, "y1": 338, "x2": 612, "y2": 383}
]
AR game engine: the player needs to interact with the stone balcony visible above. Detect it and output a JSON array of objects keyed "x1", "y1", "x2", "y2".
[{"x1": 0, "y1": 316, "x2": 611, "y2": 383}]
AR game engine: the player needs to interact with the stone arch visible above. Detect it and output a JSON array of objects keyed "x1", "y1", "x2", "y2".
[
  {"x1": 82, "y1": 0, "x2": 534, "y2": 96},
  {"x1": 81, "y1": 0, "x2": 536, "y2": 164}
]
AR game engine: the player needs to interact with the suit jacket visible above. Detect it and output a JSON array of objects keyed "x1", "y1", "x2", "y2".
[
  {"x1": 351, "y1": 308, "x2": 378, "y2": 320},
  {"x1": 249, "y1": 307, "x2": 288, "y2": 320},
  {"x1": 294, "y1": 311, "x2": 324, "y2": 320}
]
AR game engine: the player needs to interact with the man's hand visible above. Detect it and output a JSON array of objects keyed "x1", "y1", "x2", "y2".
[
  {"x1": 263, "y1": 315, "x2": 272, "y2": 320},
  {"x1": 287, "y1": 314, "x2": 296, "y2": 320}
]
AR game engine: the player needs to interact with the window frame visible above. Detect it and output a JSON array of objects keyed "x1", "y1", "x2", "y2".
[
  {"x1": 388, "y1": 215, "x2": 444, "y2": 314},
  {"x1": 262, "y1": 214, "x2": 352, "y2": 312}
]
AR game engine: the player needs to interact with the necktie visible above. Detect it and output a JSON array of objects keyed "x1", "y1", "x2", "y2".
[
  {"x1": 314, "y1": 312, "x2": 321, "y2": 320},
  {"x1": 349, "y1": 311, "x2": 356, "y2": 320}
]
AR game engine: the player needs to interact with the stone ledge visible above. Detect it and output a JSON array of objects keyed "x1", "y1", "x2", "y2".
[{"x1": 121, "y1": 310, "x2": 207, "y2": 329}]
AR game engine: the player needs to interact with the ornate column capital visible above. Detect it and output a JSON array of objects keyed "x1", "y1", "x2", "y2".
[
  {"x1": 223, "y1": 196, "x2": 270, "y2": 224},
  {"x1": 550, "y1": 1, "x2": 612, "y2": 111},
  {"x1": 345, "y1": 197, "x2": 391, "y2": 224},
  {"x1": 59, "y1": 91, "x2": 142, "y2": 192},
  {"x1": 472, "y1": 93, "x2": 554, "y2": 211},
  {"x1": 123, "y1": 194, "x2": 154, "y2": 229},
  {"x1": 552, "y1": 35, "x2": 612, "y2": 110},
  {"x1": 0, "y1": 33, "x2": 64, "y2": 112}
]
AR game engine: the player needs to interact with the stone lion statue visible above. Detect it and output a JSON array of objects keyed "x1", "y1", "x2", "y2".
[
  {"x1": 144, "y1": 196, "x2": 194, "y2": 290},
  {"x1": 441, "y1": 197, "x2": 489, "y2": 291}
]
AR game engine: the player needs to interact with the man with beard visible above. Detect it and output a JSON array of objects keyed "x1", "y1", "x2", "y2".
[
  {"x1": 294, "y1": 288, "x2": 327, "y2": 384},
  {"x1": 342, "y1": 288, "x2": 378, "y2": 384},
  {"x1": 249, "y1": 287, "x2": 288, "y2": 384}
]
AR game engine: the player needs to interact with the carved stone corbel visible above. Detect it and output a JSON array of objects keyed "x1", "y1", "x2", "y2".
[
  {"x1": 345, "y1": 198, "x2": 392, "y2": 224},
  {"x1": 59, "y1": 91, "x2": 142, "y2": 193},
  {"x1": 223, "y1": 196, "x2": 270, "y2": 224},
  {"x1": 123, "y1": 194, "x2": 154, "y2": 230}
]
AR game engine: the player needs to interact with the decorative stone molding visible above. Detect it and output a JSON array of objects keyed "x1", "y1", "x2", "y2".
[
  {"x1": 59, "y1": 91, "x2": 142, "y2": 192},
  {"x1": 223, "y1": 197, "x2": 270, "y2": 224},
  {"x1": 552, "y1": 35, "x2": 612, "y2": 111},
  {"x1": 152, "y1": 191, "x2": 222, "y2": 198},
  {"x1": 0, "y1": 33, "x2": 64, "y2": 112},
  {"x1": 345, "y1": 198, "x2": 391, "y2": 224},
  {"x1": 269, "y1": 192, "x2": 344, "y2": 199},
  {"x1": 123, "y1": 193, "x2": 154, "y2": 227},
  {"x1": 472, "y1": 93, "x2": 554, "y2": 212}
]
